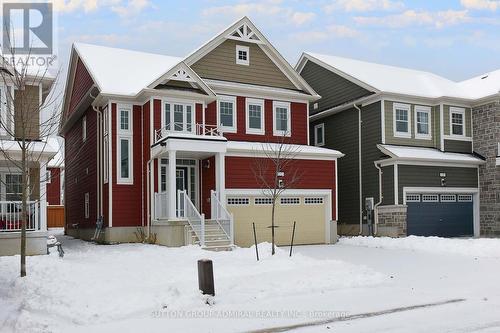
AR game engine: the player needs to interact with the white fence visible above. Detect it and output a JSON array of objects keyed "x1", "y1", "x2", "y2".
[{"x1": 0, "y1": 201, "x2": 39, "y2": 232}]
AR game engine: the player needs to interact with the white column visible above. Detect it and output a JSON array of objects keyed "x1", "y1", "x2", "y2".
[
  {"x1": 215, "y1": 152, "x2": 226, "y2": 206},
  {"x1": 168, "y1": 150, "x2": 177, "y2": 219},
  {"x1": 39, "y1": 160, "x2": 47, "y2": 232}
]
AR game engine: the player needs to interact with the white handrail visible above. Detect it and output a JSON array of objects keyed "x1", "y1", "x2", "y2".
[
  {"x1": 211, "y1": 190, "x2": 234, "y2": 245},
  {"x1": 180, "y1": 190, "x2": 205, "y2": 246},
  {"x1": 155, "y1": 123, "x2": 223, "y2": 142},
  {"x1": 0, "y1": 201, "x2": 39, "y2": 232}
]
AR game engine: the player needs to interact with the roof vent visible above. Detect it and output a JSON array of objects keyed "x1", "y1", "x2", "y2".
[{"x1": 481, "y1": 74, "x2": 489, "y2": 79}]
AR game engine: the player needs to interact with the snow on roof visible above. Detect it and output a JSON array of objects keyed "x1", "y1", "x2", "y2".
[
  {"x1": 457, "y1": 69, "x2": 500, "y2": 100},
  {"x1": 378, "y1": 144, "x2": 484, "y2": 165},
  {"x1": 305, "y1": 53, "x2": 499, "y2": 101},
  {"x1": 227, "y1": 140, "x2": 344, "y2": 159},
  {"x1": 74, "y1": 43, "x2": 182, "y2": 96},
  {"x1": 47, "y1": 137, "x2": 64, "y2": 168}
]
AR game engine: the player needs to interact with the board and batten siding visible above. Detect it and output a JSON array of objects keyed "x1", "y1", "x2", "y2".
[
  {"x1": 397, "y1": 165, "x2": 478, "y2": 205},
  {"x1": 299, "y1": 60, "x2": 372, "y2": 115},
  {"x1": 361, "y1": 101, "x2": 382, "y2": 215},
  {"x1": 311, "y1": 107, "x2": 360, "y2": 225},
  {"x1": 384, "y1": 100, "x2": 440, "y2": 148},
  {"x1": 191, "y1": 39, "x2": 296, "y2": 90}
]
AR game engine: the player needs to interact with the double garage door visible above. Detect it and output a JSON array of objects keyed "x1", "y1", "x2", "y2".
[
  {"x1": 226, "y1": 195, "x2": 327, "y2": 247},
  {"x1": 406, "y1": 193, "x2": 474, "y2": 237}
]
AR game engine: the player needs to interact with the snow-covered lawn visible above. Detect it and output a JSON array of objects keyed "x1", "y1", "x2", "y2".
[{"x1": 1, "y1": 234, "x2": 500, "y2": 332}]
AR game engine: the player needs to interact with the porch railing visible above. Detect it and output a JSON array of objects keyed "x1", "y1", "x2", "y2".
[
  {"x1": 178, "y1": 190, "x2": 205, "y2": 246},
  {"x1": 154, "y1": 192, "x2": 169, "y2": 219},
  {"x1": 154, "y1": 123, "x2": 223, "y2": 142},
  {"x1": 211, "y1": 190, "x2": 234, "y2": 245},
  {"x1": 0, "y1": 201, "x2": 39, "y2": 232}
]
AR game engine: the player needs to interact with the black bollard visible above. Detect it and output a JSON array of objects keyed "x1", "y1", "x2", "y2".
[{"x1": 198, "y1": 259, "x2": 215, "y2": 296}]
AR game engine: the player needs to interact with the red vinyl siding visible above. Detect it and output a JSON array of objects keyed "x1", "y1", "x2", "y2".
[
  {"x1": 225, "y1": 157, "x2": 337, "y2": 219},
  {"x1": 111, "y1": 103, "x2": 143, "y2": 227},
  {"x1": 64, "y1": 106, "x2": 98, "y2": 228},
  {"x1": 47, "y1": 167, "x2": 61, "y2": 205},
  {"x1": 68, "y1": 59, "x2": 94, "y2": 117},
  {"x1": 200, "y1": 156, "x2": 215, "y2": 218}
]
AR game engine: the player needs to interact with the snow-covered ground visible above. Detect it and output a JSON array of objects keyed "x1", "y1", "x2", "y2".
[{"x1": 1, "y1": 233, "x2": 500, "y2": 332}]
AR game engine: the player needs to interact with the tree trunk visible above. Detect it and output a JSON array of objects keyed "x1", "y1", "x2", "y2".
[
  {"x1": 20, "y1": 146, "x2": 27, "y2": 277},
  {"x1": 271, "y1": 200, "x2": 276, "y2": 255}
]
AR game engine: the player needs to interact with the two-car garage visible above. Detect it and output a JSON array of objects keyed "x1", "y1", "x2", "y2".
[{"x1": 406, "y1": 192, "x2": 475, "y2": 237}]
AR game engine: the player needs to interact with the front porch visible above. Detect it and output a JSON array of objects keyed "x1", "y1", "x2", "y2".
[{"x1": 150, "y1": 134, "x2": 234, "y2": 249}]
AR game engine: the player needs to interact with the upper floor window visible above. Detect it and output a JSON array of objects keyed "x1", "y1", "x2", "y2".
[
  {"x1": 0, "y1": 85, "x2": 7, "y2": 135},
  {"x1": 103, "y1": 108, "x2": 109, "y2": 184},
  {"x1": 450, "y1": 107, "x2": 465, "y2": 136},
  {"x1": 273, "y1": 101, "x2": 291, "y2": 137},
  {"x1": 246, "y1": 98, "x2": 264, "y2": 135},
  {"x1": 236, "y1": 45, "x2": 249, "y2": 66},
  {"x1": 415, "y1": 105, "x2": 431, "y2": 139},
  {"x1": 314, "y1": 123, "x2": 325, "y2": 146},
  {"x1": 393, "y1": 103, "x2": 411, "y2": 138},
  {"x1": 82, "y1": 116, "x2": 87, "y2": 142},
  {"x1": 117, "y1": 104, "x2": 133, "y2": 184},
  {"x1": 162, "y1": 101, "x2": 194, "y2": 133},
  {"x1": 218, "y1": 96, "x2": 237, "y2": 133},
  {"x1": 46, "y1": 170, "x2": 51, "y2": 184}
]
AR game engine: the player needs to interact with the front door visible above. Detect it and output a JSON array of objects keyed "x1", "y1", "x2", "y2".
[{"x1": 176, "y1": 167, "x2": 189, "y2": 216}]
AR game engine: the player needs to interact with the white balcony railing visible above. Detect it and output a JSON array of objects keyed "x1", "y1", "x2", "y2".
[
  {"x1": 0, "y1": 201, "x2": 39, "y2": 232},
  {"x1": 155, "y1": 123, "x2": 223, "y2": 142}
]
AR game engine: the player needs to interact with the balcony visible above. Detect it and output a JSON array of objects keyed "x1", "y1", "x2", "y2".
[{"x1": 155, "y1": 123, "x2": 223, "y2": 143}]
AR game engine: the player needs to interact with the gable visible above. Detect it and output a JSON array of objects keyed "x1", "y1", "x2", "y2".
[
  {"x1": 67, "y1": 58, "x2": 94, "y2": 118},
  {"x1": 300, "y1": 60, "x2": 373, "y2": 115},
  {"x1": 190, "y1": 39, "x2": 297, "y2": 90}
]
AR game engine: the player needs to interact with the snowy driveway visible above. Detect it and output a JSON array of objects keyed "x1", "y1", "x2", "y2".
[{"x1": 1, "y1": 234, "x2": 500, "y2": 333}]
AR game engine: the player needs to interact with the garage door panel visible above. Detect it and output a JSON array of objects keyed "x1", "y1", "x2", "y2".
[
  {"x1": 227, "y1": 195, "x2": 326, "y2": 247},
  {"x1": 407, "y1": 195, "x2": 473, "y2": 237}
]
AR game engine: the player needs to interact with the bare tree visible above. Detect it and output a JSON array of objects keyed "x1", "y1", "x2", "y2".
[
  {"x1": 252, "y1": 134, "x2": 303, "y2": 255},
  {"x1": 0, "y1": 42, "x2": 60, "y2": 276}
]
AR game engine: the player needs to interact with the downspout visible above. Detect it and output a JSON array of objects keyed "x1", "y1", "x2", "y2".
[
  {"x1": 373, "y1": 161, "x2": 383, "y2": 236},
  {"x1": 354, "y1": 104, "x2": 363, "y2": 235},
  {"x1": 141, "y1": 106, "x2": 144, "y2": 228}
]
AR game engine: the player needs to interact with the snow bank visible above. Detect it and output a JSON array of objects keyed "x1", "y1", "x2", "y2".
[
  {"x1": 0, "y1": 238, "x2": 385, "y2": 332},
  {"x1": 340, "y1": 236, "x2": 500, "y2": 258}
]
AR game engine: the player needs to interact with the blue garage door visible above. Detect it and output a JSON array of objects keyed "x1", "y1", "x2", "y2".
[{"x1": 406, "y1": 194, "x2": 473, "y2": 237}]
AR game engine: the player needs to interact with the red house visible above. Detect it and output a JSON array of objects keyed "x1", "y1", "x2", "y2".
[{"x1": 60, "y1": 17, "x2": 343, "y2": 249}]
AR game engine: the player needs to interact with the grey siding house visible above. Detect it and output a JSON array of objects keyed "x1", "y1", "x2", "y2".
[{"x1": 296, "y1": 53, "x2": 499, "y2": 238}]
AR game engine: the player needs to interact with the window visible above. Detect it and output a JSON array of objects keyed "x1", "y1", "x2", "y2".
[
  {"x1": 5, "y1": 174, "x2": 22, "y2": 201},
  {"x1": 393, "y1": 103, "x2": 411, "y2": 137},
  {"x1": 304, "y1": 197, "x2": 324, "y2": 205},
  {"x1": 0, "y1": 85, "x2": 7, "y2": 135},
  {"x1": 117, "y1": 104, "x2": 133, "y2": 184},
  {"x1": 458, "y1": 194, "x2": 473, "y2": 202},
  {"x1": 103, "y1": 109, "x2": 109, "y2": 184},
  {"x1": 218, "y1": 96, "x2": 237, "y2": 132},
  {"x1": 82, "y1": 116, "x2": 87, "y2": 141},
  {"x1": 406, "y1": 194, "x2": 421, "y2": 202},
  {"x1": 450, "y1": 107, "x2": 465, "y2": 136},
  {"x1": 84, "y1": 193, "x2": 89, "y2": 219},
  {"x1": 227, "y1": 198, "x2": 249, "y2": 205},
  {"x1": 422, "y1": 194, "x2": 439, "y2": 202},
  {"x1": 273, "y1": 101, "x2": 291, "y2": 136},
  {"x1": 440, "y1": 194, "x2": 456, "y2": 202},
  {"x1": 280, "y1": 197, "x2": 300, "y2": 205},
  {"x1": 314, "y1": 123, "x2": 325, "y2": 146},
  {"x1": 46, "y1": 170, "x2": 51, "y2": 184},
  {"x1": 415, "y1": 106, "x2": 431, "y2": 139},
  {"x1": 246, "y1": 98, "x2": 264, "y2": 134},
  {"x1": 255, "y1": 197, "x2": 272, "y2": 205},
  {"x1": 162, "y1": 102, "x2": 194, "y2": 133},
  {"x1": 236, "y1": 45, "x2": 249, "y2": 66}
]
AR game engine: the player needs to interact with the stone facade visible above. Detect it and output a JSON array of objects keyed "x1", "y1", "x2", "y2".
[
  {"x1": 472, "y1": 101, "x2": 500, "y2": 236},
  {"x1": 376, "y1": 205, "x2": 407, "y2": 237}
]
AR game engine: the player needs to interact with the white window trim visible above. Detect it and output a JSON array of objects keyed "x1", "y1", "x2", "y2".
[
  {"x1": 217, "y1": 95, "x2": 237, "y2": 133},
  {"x1": 314, "y1": 123, "x2": 325, "y2": 146},
  {"x1": 273, "y1": 101, "x2": 291, "y2": 137},
  {"x1": 161, "y1": 99, "x2": 196, "y2": 133},
  {"x1": 0, "y1": 84, "x2": 7, "y2": 136},
  {"x1": 414, "y1": 105, "x2": 432, "y2": 140},
  {"x1": 236, "y1": 45, "x2": 250, "y2": 66},
  {"x1": 84, "y1": 192, "x2": 89, "y2": 219},
  {"x1": 393, "y1": 103, "x2": 411, "y2": 138},
  {"x1": 245, "y1": 98, "x2": 264, "y2": 135},
  {"x1": 117, "y1": 103, "x2": 133, "y2": 185},
  {"x1": 82, "y1": 115, "x2": 87, "y2": 142},
  {"x1": 449, "y1": 107, "x2": 466, "y2": 138}
]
